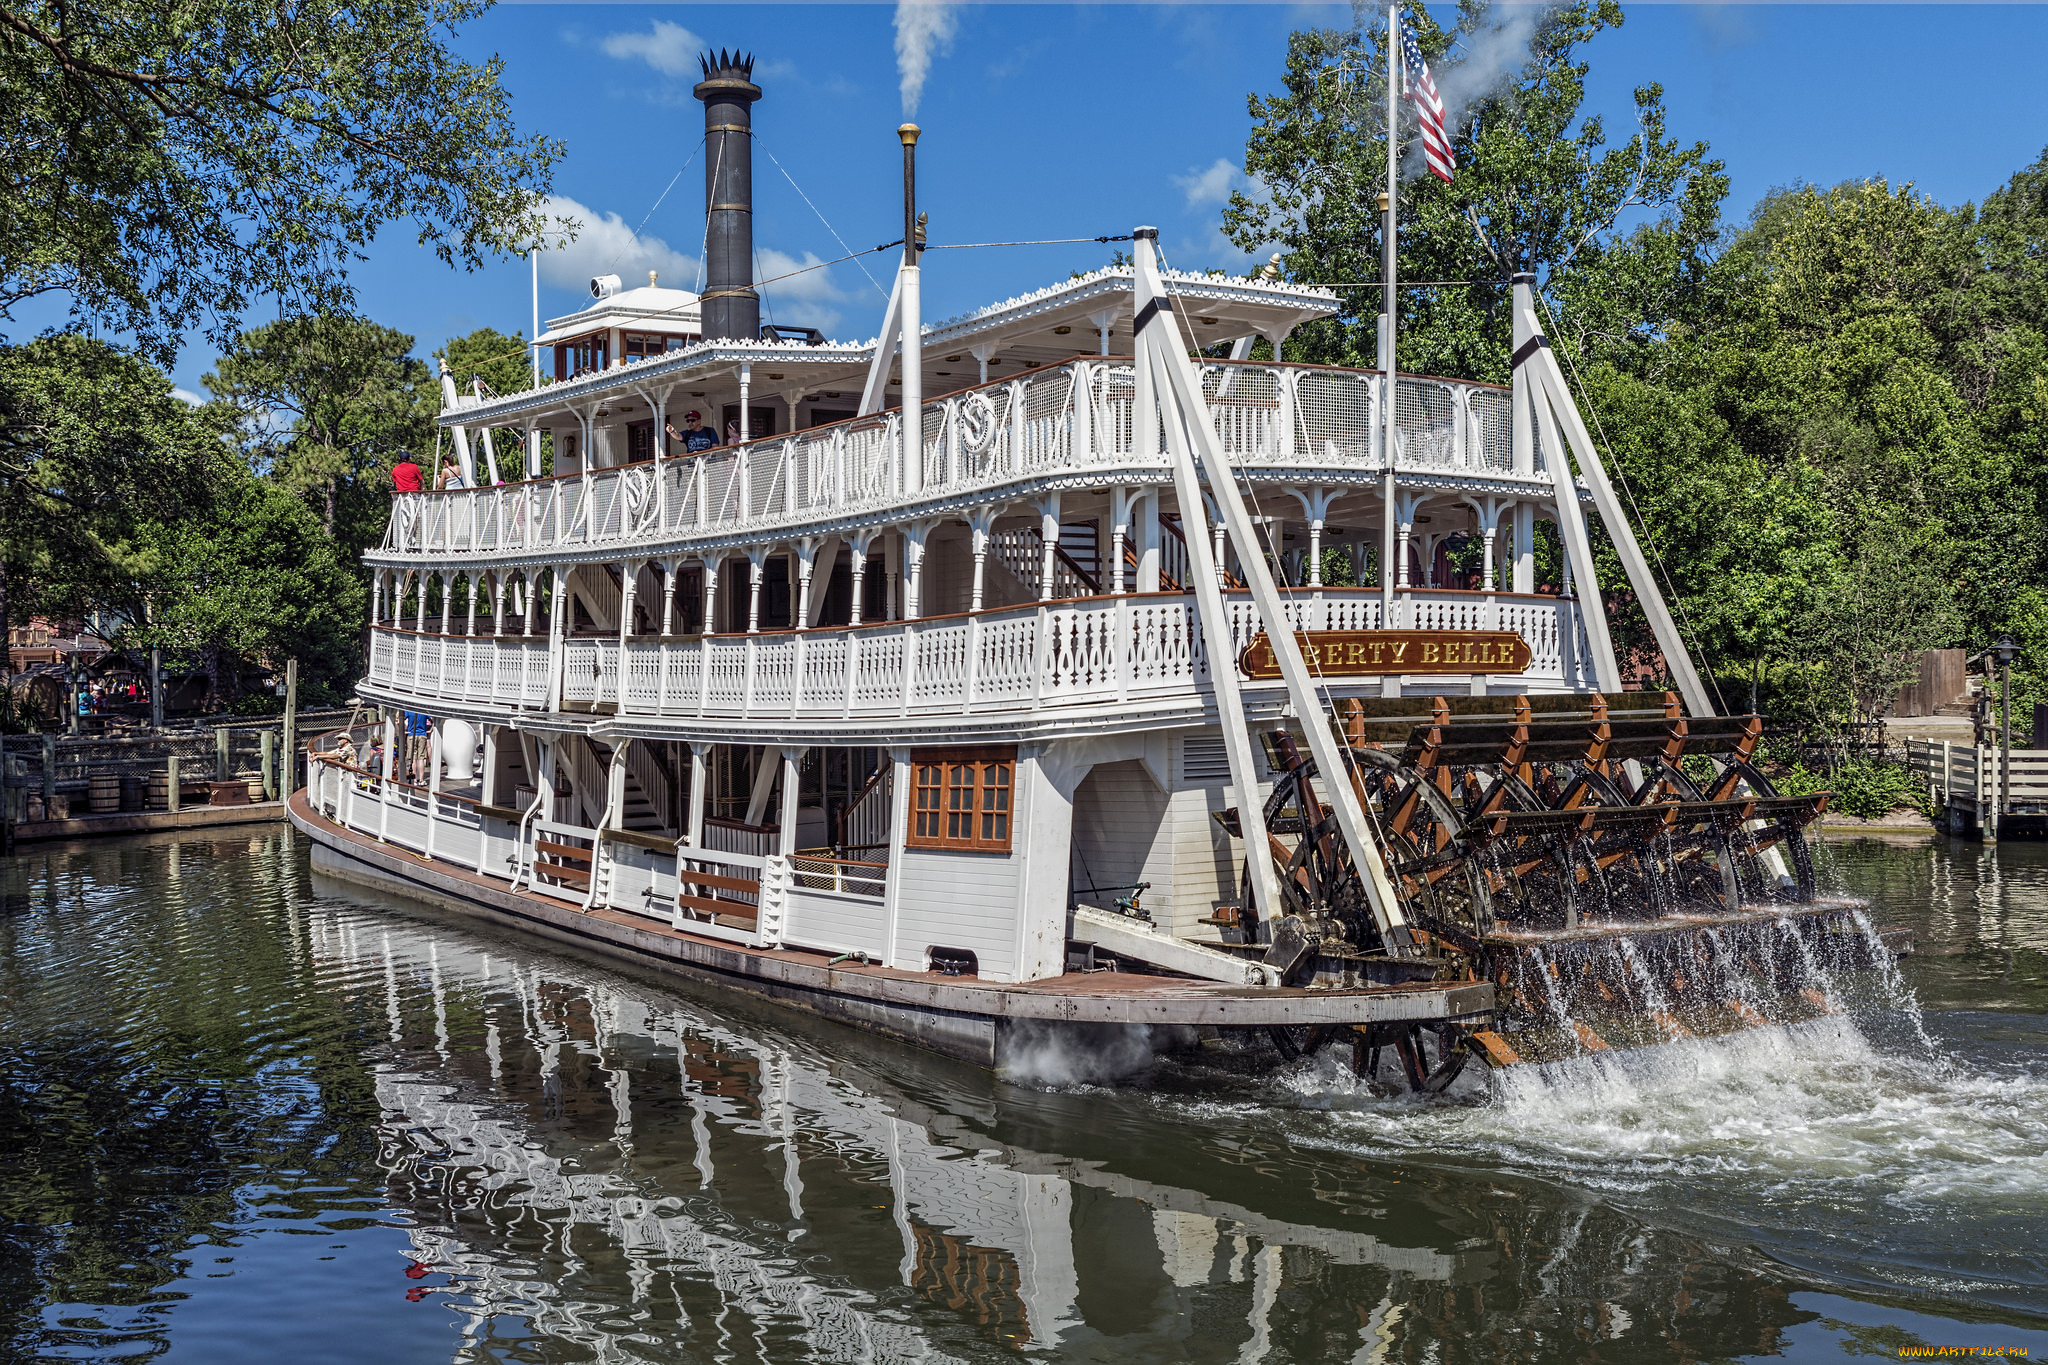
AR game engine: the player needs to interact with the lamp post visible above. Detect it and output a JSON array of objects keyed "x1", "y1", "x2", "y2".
[{"x1": 1993, "y1": 633, "x2": 2020, "y2": 828}]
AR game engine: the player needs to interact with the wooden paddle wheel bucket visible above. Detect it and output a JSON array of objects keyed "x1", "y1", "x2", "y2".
[{"x1": 1213, "y1": 692, "x2": 1892, "y2": 1089}]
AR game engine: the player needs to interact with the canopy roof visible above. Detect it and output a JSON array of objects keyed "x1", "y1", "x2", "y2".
[
  {"x1": 534, "y1": 282, "x2": 704, "y2": 345},
  {"x1": 445, "y1": 265, "x2": 1342, "y2": 429}
]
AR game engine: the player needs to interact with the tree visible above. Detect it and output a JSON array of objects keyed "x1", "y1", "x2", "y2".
[
  {"x1": 438, "y1": 325, "x2": 534, "y2": 479},
  {"x1": 1225, "y1": 0, "x2": 1726, "y2": 381},
  {"x1": 0, "y1": 0, "x2": 565, "y2": 365},
  {"x1": 0, "y1": 334, "x2": 221, "y2": 672},
  {"x1": 204, "y1": 314, "x2": 433, "y2": 544},
  {"x1": 125, "y1": 467, "x2": 366, "y2": 703}
]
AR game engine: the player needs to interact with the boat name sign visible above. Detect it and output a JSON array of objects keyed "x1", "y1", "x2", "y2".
[{"x1": 1237, "y1": 630, "x2": 1533, "y2": 678}]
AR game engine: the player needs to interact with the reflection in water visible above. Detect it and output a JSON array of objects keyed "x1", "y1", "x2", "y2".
[{"x1": 2, "y1": 830, "x2": 2046, "y2": 1362}]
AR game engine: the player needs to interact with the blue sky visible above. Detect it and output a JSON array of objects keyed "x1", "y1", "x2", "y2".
[{"x1": 24, "y1": 4, "x2": 2048, "y2": 398}]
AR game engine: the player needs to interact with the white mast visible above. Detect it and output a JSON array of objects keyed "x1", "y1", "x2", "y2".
[
  {"x1": 529, "y1": 246, "x2": 542, "y2": 477},
  {"x1": 1379, "y1": 3, "x2": 1402, "y2": 647}
]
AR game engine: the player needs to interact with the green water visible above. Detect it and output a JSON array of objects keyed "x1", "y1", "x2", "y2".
[{"x1": 1, "y1": 827, "x2": 2044, "y2": 1363}]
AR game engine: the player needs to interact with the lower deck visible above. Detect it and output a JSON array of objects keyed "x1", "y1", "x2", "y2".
[{"x1": 287, "y1": 789, "x2": 1494, "y2": 1068}]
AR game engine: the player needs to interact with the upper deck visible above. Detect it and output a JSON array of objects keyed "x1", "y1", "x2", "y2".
[{"x1": 382, "y1": 354, "x2": 1550, "y2": 568}]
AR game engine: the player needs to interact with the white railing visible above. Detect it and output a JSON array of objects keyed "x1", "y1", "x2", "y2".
[
  {"x1": 363, "y1": 588, "x2": 1593, "y2": 725},
  {"x1": 305, "y1": 753, "x2": 892, "y2": 958},
  {"x1": 383, "y1": 362, "x2": 1526, "y2": 560}
]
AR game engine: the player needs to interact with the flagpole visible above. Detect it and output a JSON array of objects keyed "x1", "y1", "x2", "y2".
[{"x1": 1380, "y1": 3, "x2": 1402, "y2": 638}]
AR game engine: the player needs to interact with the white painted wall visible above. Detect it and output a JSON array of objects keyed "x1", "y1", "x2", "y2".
[
  {"x1": 888, "y1": 745, "x2": 1074, "y2": 983},
  {"x1": 893, "y1": 844, "x2": 1023, "y2": 978}
]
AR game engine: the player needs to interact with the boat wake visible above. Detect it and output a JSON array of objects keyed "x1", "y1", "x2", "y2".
[{"x1": 1240, "y1": 936, "x2": 2048, "y2": 1312}]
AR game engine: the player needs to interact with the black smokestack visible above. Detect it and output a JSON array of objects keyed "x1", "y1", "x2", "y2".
[{"x1": 694, "y1": 50, "x2": 761, "y2": 341}]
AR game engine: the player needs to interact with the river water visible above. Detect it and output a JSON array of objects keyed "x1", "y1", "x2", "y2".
[{"x1": 2, "y1": 828, "x2": 2044, "y2": 1363}]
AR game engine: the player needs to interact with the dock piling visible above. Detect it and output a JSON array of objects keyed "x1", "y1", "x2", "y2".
[{"x1": 282, "y1": 659, "x2": 299, "y2": 795}]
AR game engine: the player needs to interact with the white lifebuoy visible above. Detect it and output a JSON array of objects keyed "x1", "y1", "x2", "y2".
[{"x1": 958, "y1": 391, "x2": 999, "y2": 453}]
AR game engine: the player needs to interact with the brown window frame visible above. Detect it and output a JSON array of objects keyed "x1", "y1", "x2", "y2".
[{"x1": 906, "y1": 746, "x2": 1016, "y2": 853}]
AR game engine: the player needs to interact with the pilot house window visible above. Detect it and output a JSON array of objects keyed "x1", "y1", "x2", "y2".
[{"x1": 907, "y1": 748, "x2": 1014, "y2": 852}]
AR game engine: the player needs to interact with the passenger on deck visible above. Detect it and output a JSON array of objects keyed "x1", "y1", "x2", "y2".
[{"x1": 674, "y1": 411, "x2": 716, "y2": 454}]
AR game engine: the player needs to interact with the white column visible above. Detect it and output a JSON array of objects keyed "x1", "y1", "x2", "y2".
[
  {"x1": 522, "y1": 571, "x2": 537, "y2": 636},
  {"x1": 849, "y1": 535, "x2": 871, "y2": 627},
  {"x1": 702, "y1": 554, "x2": 722, "y2": 634},
  {"x1": 1137, "y1": 490, "x2": 1161, "y2": 592},
  {"x1": 1513, "y1": 502, "x2": 1536, "y2": 595},
  {"x1": 685, "y1": 742, "x2": 710, "y2": 846},
  {"x1": 901, "y1": 263, "x2": 922, "y2": 495},
  {"x1": 747, "y1": 551, "x2": 765, "y2": 634},
  {"x1": 660, "y1": 560, "x2": 678, "y2": 636},
  {"x1": 883, "y1": 532, "x2": 901, "y2": 620},
  {"x1": 795, "y1": 539, "x2": 818, "y2": 630},
  {"x1": 1110, "y1": 488, "x2": 1132, "y2": 594},
  {"x1": 903, "y1": 524, "x2": 930, "y2": 620},
  {"x1": 778, "y1": 747, "x2": 803, "y2": 855},
  {"x1": 1482, "y1": 524, "x2": 1498, "y2": 591},
  {"x1": 439, "y1": 572, "x2": 454, "y2": 634},
  {"x1": 1038, "y1": 493, "x2": 1061, "y2": 600},
  {"x1": 1088, "y1": 307, "x2": 1118, "y2": 356},
  {"x1": 968, "y1": 511, "x2": 995, "y2": 612},
  {"x1": 739, "y1": 363, "x2": 752, "y2": 443}
]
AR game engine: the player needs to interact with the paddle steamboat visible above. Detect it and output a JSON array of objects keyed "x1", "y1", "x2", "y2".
[{"x1": 292, "y1": 52, "x2": 1868, "y2": 1079}]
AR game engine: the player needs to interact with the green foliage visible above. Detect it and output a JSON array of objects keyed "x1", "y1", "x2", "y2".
[
  {"x1": 1229, "y1": 5, "x2": 2048, "y2": 748},
  {"x1": 126, "y1": 468, "x2": 366, "y2": 696},
  {"x1": 1774, "y1": 759, "x2": 1930, "y2": 821},
  {"x1": 1226, "y1": 0, "x2": 1726, "y2": 378},
  {"x1": 205, "y1": 314, "x2": 433, "y2": 546},
  {"x1": 438, "y1": 326, "x2": 534, "y2": 402},
  {"x1": 0, "y1": 0, "x2": 565, "y2": 365},
  {"x1": 0, "y1": 333, "x2": 223, "y2": 661}
]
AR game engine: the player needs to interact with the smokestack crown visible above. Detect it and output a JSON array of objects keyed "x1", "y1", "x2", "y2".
[{"x1": 694, "y1": 49, "x2": 761, "y2": 101}]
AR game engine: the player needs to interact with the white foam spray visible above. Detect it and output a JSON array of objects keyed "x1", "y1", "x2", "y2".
[
  {"x1": 893, "y1": 1, "x2": 958, "y2": 117},
  {"x1": 1000, "y1": 1022, "x2": 1168, "y2": 1089}
]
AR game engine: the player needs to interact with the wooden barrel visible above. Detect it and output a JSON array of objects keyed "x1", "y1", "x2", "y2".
[
  {"x1": 145, "y1": 775, "x2": 169, "y2": 809},
  {"x1": 88, "y1": 773, "x2": 121, "y2": 813}
]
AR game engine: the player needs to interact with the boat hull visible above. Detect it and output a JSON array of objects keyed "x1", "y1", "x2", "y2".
[{"x1": 288, "y1": 791, "x2": 1495, "y2": 1071}]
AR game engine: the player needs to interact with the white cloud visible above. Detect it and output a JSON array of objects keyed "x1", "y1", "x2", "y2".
[
  {"x1": 538, "y1": 196, "x2": 700, "y2": 296},
  {"x1": 537, "y1": 196, "x2": 849, "y2": 335},
  {"x1": 170, "y1": 387, "x2": 204, "y2": 407},
  {"x1": 1175, "y1": 158, "x2": 1240, "y2": 210},
  {"x1": 756, "y1": 247, "x2": 850, "y2": 335},
  {"x1": 894, "y1": 2, "x2": 958, "y2": 116},
  {"x1": 599, "y1": 20, "x2": 703, "y2": 79}
]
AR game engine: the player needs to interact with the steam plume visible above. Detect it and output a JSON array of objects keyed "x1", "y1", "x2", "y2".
[
  {"x1": 1401, "y1": 5, "x2": 1543, "y2": 180},
  {"x1": 894, "y1": 1, "x2": 958, "y2": 116}
]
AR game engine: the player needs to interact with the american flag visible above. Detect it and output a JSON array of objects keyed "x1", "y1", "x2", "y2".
[{"x1": 1399, "y1": 22, "x2": 1455, "y2": 184}]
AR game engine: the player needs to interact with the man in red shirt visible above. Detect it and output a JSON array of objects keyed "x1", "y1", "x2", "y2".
[{"x1": 391, "y1": 455, "x2": 424, "y2": 492}]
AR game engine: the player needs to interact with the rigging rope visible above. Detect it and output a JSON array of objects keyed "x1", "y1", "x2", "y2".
[
  {"x1": 606, "y1": 141, "x2": 703, "y2": 274},
  {"x1": 751, "y1": 134, "x2": 888, "y2": 301}
]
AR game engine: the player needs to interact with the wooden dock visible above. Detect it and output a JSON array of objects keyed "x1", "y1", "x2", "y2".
[
  {"x1": 8, "y1": 801, "x2": 287, "y2": 844},
  {"x1": 1902, "y1": 738, "x2": 2048, "y2": 839}
]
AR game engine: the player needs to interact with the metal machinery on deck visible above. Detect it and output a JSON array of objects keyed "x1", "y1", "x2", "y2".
[{"x1": 1197, "y1": 692, "x2": 1891, "y2": 1088}]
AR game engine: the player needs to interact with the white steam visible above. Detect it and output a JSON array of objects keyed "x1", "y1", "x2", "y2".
[
  {"x1": 894, "y1": 1, "x2": 958, "y2": 116},
  {"x1": 1400, "y1": 5, "x2": 1544, "y2": 181}
]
